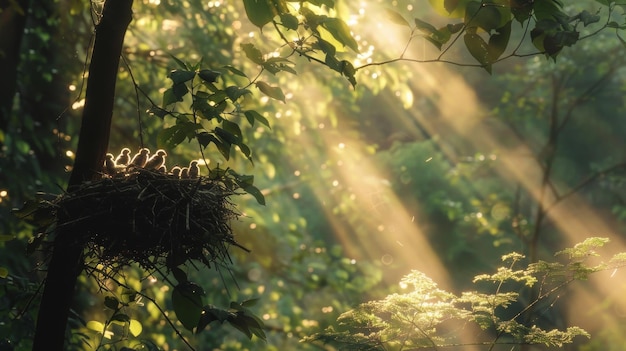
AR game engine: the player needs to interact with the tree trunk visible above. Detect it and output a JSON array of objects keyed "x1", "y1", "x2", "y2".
[
  {"x1": 32, "y1": 0, "x2": 133, "y2": 349},
  {"x1": 0, "y1": 0, "x2": 30, "y2": 133}
]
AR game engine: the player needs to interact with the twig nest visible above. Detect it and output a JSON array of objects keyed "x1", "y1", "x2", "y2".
[{"x1": 55, "y1": 168, "x2": 244, "y2": 269}]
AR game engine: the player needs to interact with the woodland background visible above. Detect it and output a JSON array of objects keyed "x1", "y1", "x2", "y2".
[{"x1": 1, "y1": 0, "x2": 626, "y2": 350}]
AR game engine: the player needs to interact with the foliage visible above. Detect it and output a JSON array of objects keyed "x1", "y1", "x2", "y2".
[
  {"x1": 305, "y1": 238, "x2": 626, "y2": 350},
  {"x1": 2, "y1": 0, "x2": 626, "y2": 350}
]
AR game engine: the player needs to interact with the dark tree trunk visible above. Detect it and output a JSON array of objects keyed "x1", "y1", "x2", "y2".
[
  {"x1": 32, "y1": 0, "x2": 133, "y2": 349},
  {"x1": 0, "y1": 0, "x2": 30, "y2": 133}
]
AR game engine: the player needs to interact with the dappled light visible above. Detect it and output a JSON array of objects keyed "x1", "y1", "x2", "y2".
[{"x1": 3, "y1": 0, "x2": 626, "y2": 350}]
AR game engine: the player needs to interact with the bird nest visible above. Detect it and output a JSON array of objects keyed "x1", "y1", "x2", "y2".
[{"x1": 53, "y1": 168, "x2": 245, "y2": 270}]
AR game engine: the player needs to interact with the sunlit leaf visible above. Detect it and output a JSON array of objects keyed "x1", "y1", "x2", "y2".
[
  {"x1": 255, "y1": 81, "x2": 285, "y2": 102},
  {"x1": 129, "y1": 319, "x2": 142, "y2": 337},
  {"x1": 414, "y1": 17, "x2": 439, "y2": 35},
  {"x1": 428, "y1": 0, "x2": 470, "y2": 18},
  {"x1": 386, "y1": 8, "x2": 410, "y2": 27},
  {"x1": 320, "y1": 17, "x2": 359, "y2": 52},
  {"x1": 86, "y1": 320, "x2": 105, "y2": 333},
  {"x1": 241, "y1": 43, "x2": 265, "y2": 65},
  {"x1": 0, "y1": 267, "x2": 8, "y2": 279}
]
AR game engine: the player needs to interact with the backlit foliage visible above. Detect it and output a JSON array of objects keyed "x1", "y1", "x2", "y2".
[{"x1": 305, "y1": 237, "x2": 626, "y2": 350}]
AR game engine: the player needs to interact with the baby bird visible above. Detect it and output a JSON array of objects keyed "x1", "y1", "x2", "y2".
[
  {"x1": 170, "y1": 166, "x2": 182, "y2": 178},
  {"x1": 114, "y1": 147, "x2": 131, "y2": 166},
  {"x1": 144, "y1": 149, "x2": 167, "y2": 170},
  {"x1": 180, "y1": 167, "x2": 189, "y2": 179},
  {"x1": 104, "y1": 153, "x2": 117, "y2": 176},
  {"x1": 129, "y1": 148, "x2": 150, "y2": 168},
  {"x1": 158, "y1": 165, "x2": 167, "y2": 173},
  {"x1": 188, "y1": 160, "x2": 200, "y2": 179}
]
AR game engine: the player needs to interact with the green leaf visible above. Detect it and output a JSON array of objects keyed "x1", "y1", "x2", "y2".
[
  {"x1": 243, "y1": 185, "x2": 266, "y2": 205},
  {"x1": 110, "y1": 313, "x2": 130, "y2": 323},
  {"x1": 464, "y1": 32, "x2": 492, "y2": 73},
  {"x1": 487, "y1": 20, "x2": 511, "y2": 62},
  {"x1": 280, "y1": 13, "x2": 299, "y2": 30},
  {"x1": 414, "y1": 17, "x2": 439, "y2": 35},
  {"x1": 255, "y1": 81, "x2": 285, "y2": 102},
  {"x1": 320, "y1": 18, "x2": 359, "y2": 52},
  {"x1": 104, "y1": 296, "x2": 119, "y2": 310},
  {"x1": 215, "y1": 126, "x2": 241, "y2": 145},
  {"x1": 241, "y1": 43, "x2": 265, "y2": 65},
  {"x1": 147, "y1": 105, "x2": 169, "y2": 118},
  {"x1": 0, "y1": 234, "x2": 15, "y2": 242},
  {"x1": 244, "y1": 110, "x2": 271, "y2": 128},
  {"x1": 465, "y1": 1, "x2": 502, "y2": 32},
  {"x1": 196, "y1": 132, "x2": 217, "y2": 148},
  {"x1": 0, "y1": 267, "x2": 8, "y2": 279},
  {"x1": 172, "y1": 282, "x2": 205, "y2": 331},
  {"x1": 12, "y1": 199, "x2": 42, "y2": 220},
  {"x1": 129, "y1": 319, "x2": 142, "y2": 337},
  {"x1": 198, "y1": 69, "x2": 221, "y2": 83},
  {"x1": 86, "y1": 320, "x2": 105, "y2": 333},
  {"x1": 198, "y1": 305, "x2": 233, "y2": 332},
  {"x1": 169, "y1": 54, "x2": 189, "y2": 70},
  {"x1": 444, "y1": 0, "x2": 461, "y2": 13},
  {"x1": 225, "y1": 86, "x2": 251, "y2": 101},
  {"x1": 263, "y1": 57, "x2": 297, "y2": 75},
  {"x1": 243, "y1": 0, "x2": 275, "y2": 28},
  {"x1": 511, "y1": 0, "x2": 533, "y2": 23},
  {"x1": 386, "y1": 8, "x2": 410, "y2": 27},
  {"x1": 158, "y1": 125, "x2": 187, "y2": 149},
  {"x1": 241, "y1": 298, "x2": 261, "y2": 307},
  {"x1": 163, "y1": 85, "x2": 187, "y2": 106},
  {"x1": 168, "y1": 69, "x2": 196, "y2": 85},
  {"x1": 171, "y1": 266, "x2": 188, "y2": 284},
  {"x1": 222, "y1": 65, "x2": 248, "y2": 77}
]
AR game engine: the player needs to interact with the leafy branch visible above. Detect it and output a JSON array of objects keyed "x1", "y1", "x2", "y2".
[{"x1": 304, "y1": 237, "x2": 626, "y2": 350}]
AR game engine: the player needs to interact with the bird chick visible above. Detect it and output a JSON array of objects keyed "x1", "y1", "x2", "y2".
[
  {"x1": 188, "y1": 160, "x2": 200, "y2": 179},
  {"x1": 158, "y1": 165, "x2": 167, "y2": 173},
  {"x1": 129, "y1": 148, "x2": 150, "y2": 168},
  {"x1": 170, "y1": 166, "x2": 182, "y2": 178},
  {"x1": 104, "y1": 153, "x2": 117, "y2": 176},
  {"x1": 114, "y1": 147, "x2": 131, "y2": 166},
  {"x1": 144, "y1": 149, "x2": 167, "y2": 170},
  {"x1": 180, "y1": 167, "x2": 189, "y2": 179}
]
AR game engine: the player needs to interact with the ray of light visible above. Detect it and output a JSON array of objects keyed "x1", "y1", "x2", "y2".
[{"x1": 350, "y1": 2, "x2": 626, "y2": 340}]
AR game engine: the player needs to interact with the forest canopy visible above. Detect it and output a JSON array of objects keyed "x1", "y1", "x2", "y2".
[{"x1": 1, "y1": 0, "x2": 626, "y2": 350}]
